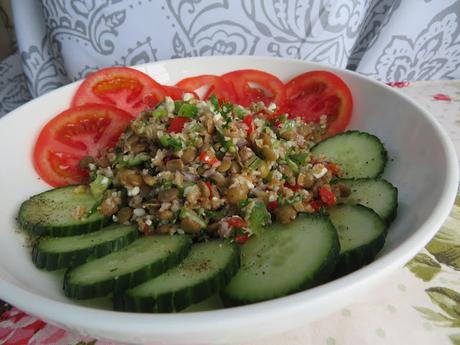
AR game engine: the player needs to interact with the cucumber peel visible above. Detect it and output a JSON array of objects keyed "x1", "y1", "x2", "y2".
[
  {"x1": 116, "y1": 241, "x2": 239, "y2": 312},
  {"x1": 17, "y1": 185, "x2": 111, "y2": 237},
  {"x1": 222, "y1": 214, "x2": 339, "y2": 306}
]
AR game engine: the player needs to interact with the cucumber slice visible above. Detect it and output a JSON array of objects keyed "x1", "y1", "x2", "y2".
[
  {"x1": 17, "y1": 185, "x2": 110, "y2": 237},
  {"x1": 116, "y1": 241, "x2": 239, "y2": 312},
  {"x1": 222, "y1": 214, "x2": 339, "y2": 306},
  {"x1": 311, "y1": 131, "x2": 387, "y2": 178},
  {"x1": 333, "y1": 178, "x2": 398, "y2": 222},
  {"x1": 64, "y1": 235, "x2": 192, "y2": 299},
  {"x1": 328, "y1": 204, "x2": 387, "y2": 276},
  {"x1": 32, "y1": 224, "x2": 139, "y2": 271}
]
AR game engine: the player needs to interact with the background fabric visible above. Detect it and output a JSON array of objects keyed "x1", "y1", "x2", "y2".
[{"x1": 1, "y1": 0, "x2": 460, "y2": 117}]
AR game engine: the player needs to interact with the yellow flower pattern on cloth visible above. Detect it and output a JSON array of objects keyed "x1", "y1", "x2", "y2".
[
  {"x1": 407, "y1": 189, "x2": 460, "y2": 344},
  {"x1": 400, "y1": 81, "x2": 460, "y2": 345}
]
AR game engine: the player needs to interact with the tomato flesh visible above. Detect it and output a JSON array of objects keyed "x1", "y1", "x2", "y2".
[
  {"x1": 176, "y1": 75, "x2": 237, "y2": 103},
  {"x1": 222, "y1": 69, "x2": 285, "y2": 107},
  {"x1": 283, "y1": 71, "x2": 353, "y2": 136},
  {"x1": 72, "y1": 67, "x2": 165, "y2": 117},
  {"x1": 47, "y1": 151, "x2": 87, "y2": 181},
  {"x1": 162, "y1": 85, "x2": 198, "y2": 101},
  {"x1": 92, "y1": 77, "x2": 143, "y2": 104},
  {"x1": 33, "y1": 104, "x2": 132, "y2": 187}
]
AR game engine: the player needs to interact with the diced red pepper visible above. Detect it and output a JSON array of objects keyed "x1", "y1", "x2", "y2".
[
  {"x1": 204, "y1": 181, "x2": 214, "y2": 199},
  {"x1": 273, "y1": 119, "x2": 283, "y2": 128},
  {"x1": 168, "y1": 117, "x2": 190, "y2": 133},
  {"x1": 285, "y1": 183, "x2": 302, "y2": 192},
  {"x1": 227, "y1": 216, "x2": 247, "y2": 229},
  {"x1": 319, "y1": 186, "x2": 336, "y2": 207},
  {"x1": 243, "y1": 115, "x2": 255, "y2": 135},
  {"x1": 235, "y1": 232, "x2": 250, "y2": 244},
  {"x1": 264, "y1": 110, "x2": 280, "y2": 120},
  {"x1": 267, "y1": 200, "x2": 279, "y2": 212},
  {"x1": 140, "y1": 223, "x2": 151, "y2": 235},
  {"x1": 230, "y1": 217, "x2": 250, "y2": 244},
  {"x1": 310, "y1": 200, "x2": 323, "y2": 212},
  {"x1": 199, "y1": 150, "x2": 220, "y2": 166},
  {"x1": 326, "y1": 162, "x2": 341, "y2": 176},
  {"x1": 199, "y1": 151, "x2": 208, "y2": 162}
]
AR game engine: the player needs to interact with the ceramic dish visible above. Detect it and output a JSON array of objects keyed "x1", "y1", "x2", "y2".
[{"x1": 0, "y1": 56, "x2": 458, "y2": 345}]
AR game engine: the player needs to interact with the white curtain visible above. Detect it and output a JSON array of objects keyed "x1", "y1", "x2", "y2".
[{"x1": 1, "y1": 0, "x2": 460, "y2": 117}]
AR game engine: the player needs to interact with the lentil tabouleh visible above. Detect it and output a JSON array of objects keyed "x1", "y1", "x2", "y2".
[{"x1": 84, "y1": 94, "x2": 346, "y2": 242}]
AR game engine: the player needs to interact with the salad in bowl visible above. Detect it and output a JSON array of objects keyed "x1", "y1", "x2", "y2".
[
  {"x1": 0, "y1": 56, "x2": 456, "y2": 345},
  {"x1": 19, "y1": 64, "x2": 396, "y2": 312}
]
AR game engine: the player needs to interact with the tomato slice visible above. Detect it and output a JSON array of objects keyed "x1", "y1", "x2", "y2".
[
  {"x1": 283, "y1": 71, "x2": 353, "y2": 136},
  {"x1": 33, "y1": 104, "x2": 132, "y2": 187},
  {"x1": 176, "y1": 75, "x2": 237, "y2": 102},
  {"x1": 72, "y1": 67, "x2": 165, "y2": 117},
  {"x1": 222, "y1": 69, "x2": 285, "y2": 107}
]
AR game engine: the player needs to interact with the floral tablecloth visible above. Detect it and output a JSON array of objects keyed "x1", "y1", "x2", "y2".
[{"x1": 1, "y1": 80, "x2": 460, "y2": 345}]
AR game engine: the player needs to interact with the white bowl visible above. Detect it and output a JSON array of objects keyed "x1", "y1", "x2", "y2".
[{"x1": 0, "y1": 56, "x2": 457, "y2": 345}]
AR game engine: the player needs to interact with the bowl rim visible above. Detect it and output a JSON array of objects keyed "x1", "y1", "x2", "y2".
[{"x1": 0, "y1": 55, "x2": 458, "y2": 336}]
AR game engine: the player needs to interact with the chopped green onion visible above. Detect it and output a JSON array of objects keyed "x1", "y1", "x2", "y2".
[
  {"x1": 152, "y1": 107, "x2": 167, "y2": 119},
  {"x1": 179, "y1": 207, "x2": 207, "y2": 228},
  {"x1": 238, "y1": 199, "x2": 250, "y2": 209},
  {"x1": 249, "y1": 157, "x2": 263, "y2": 170},
  {"x1": 159, "y1": 135, "x2": 183, "y2": 151},
  {"x1": 208, "y1": 94, "x2": 219, "y2": 110},
  {"x1": 221, "y1": 102, "x2": 233, "y2": 126},
  {"x1": 223, "y1": 139, "x2": 237, "y2": 153},
  {"x1": 243, "y1": 199, "x2": 271, "y2": 235},
  {"x1": 188, "y1": 123, "x2": 204, "y2": 132},
  {"x1": 278, "y1": 114, "x2": 288, "y2": 123},
  {"x1": 174, "y1": 100, "x2": 184, "y2": 113},
  {"x1": 285, "y1": 194, "x2": 304, "y2": 205},
  {"x1": 160, "y1": 180, "x2": 173, "y2": 189},
  {"x1": 89, "y1": 174, "x2": 112, "y2": 199},
  {"x1": 282, "y1": 120, "x2": 296, "y2": 131},
  {"x1": 126, "y1": 152, "x2": 149, "y2": 167},
  {"x1": 263, "y1": 171, "x2": 273, "y2": 183},
  {"x1": 221, "y1": 102, "x2": 233, "y2": 116},
  {"x1": 289, "y1": 152, "x2": 309, "y2": 165},
  {"x1": 234, "y1": 106, "x2": 247, "y2": 119},
  {"x1": 286, "y1": 158, "x2": 300, "y2": 174},
  {"x1": 178, "y1": 103, "x2": 198, "y2": 118},
  {"x1": 205, "y1": 209, "x2": 227, "y2": 220},
  {"x1": 216, "y1": 130, "x2": 237, "y2": 153}
]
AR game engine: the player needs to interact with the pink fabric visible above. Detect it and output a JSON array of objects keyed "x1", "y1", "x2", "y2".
[
  {"x1": 0, "y1": 309, "x2": 46, "y2": 345},
  {"x1": 0, "y1": 308, "x2": 118, "y2": 345},
  {"x1": 433, "y1": 93, "x2": 452, "y2": 101}
]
